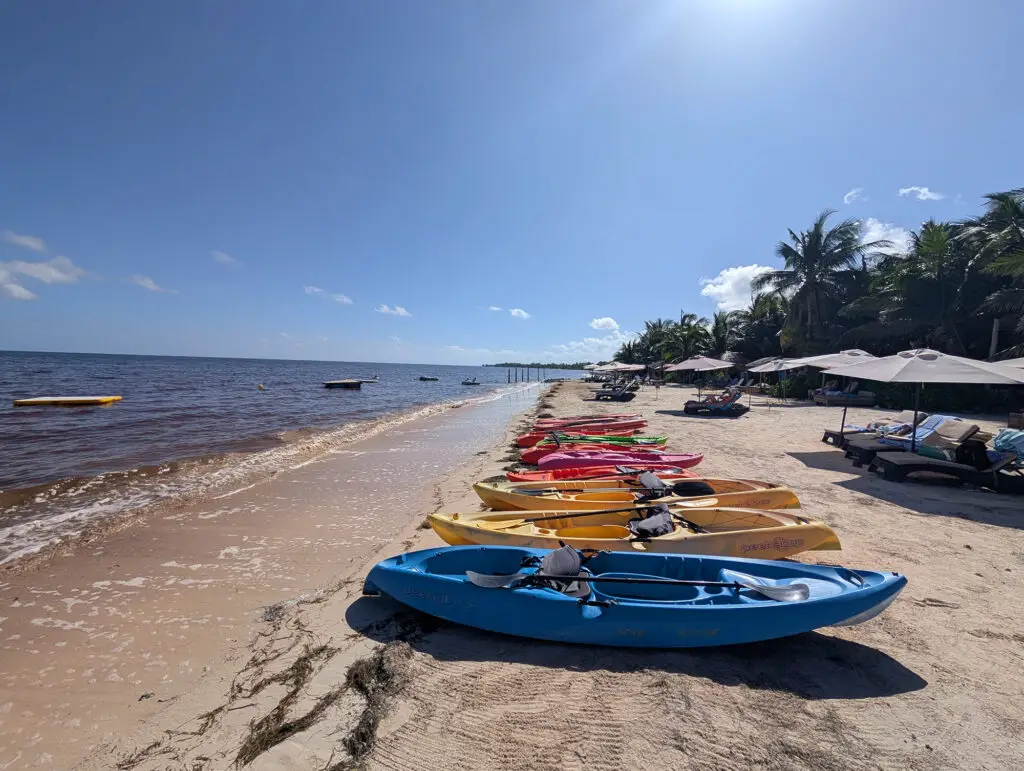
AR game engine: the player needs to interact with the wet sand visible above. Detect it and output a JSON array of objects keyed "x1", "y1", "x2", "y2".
[
  {"x1": 9, "y1": 380, "x2": 1024, "y2": 769},
  {"x1": 0, "y1": 385, "x2": 540, "y2": 769}
]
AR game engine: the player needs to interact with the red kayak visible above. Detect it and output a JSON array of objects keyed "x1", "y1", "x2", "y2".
[
  {"x1": 534, "y1": 414, "x2": 640, "y2": 423},
  {"x1": 520, "y1": 441, "x2": 666, "y2": 465},
  {"x1": 538, "y1": 450, "x2": 704, "y2": 470},
  {"x1": 507, "y1": 466, "x2": 699, "y2": 482},
  {"x1": 516, "y1": 428, "x2": 636, "y2": 448},
  {"x1": 533, "y1": 419, "x2": 648, "y2": 433}
]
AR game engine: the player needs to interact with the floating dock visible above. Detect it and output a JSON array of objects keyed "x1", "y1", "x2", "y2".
[
  {"x1": 13, "y1": 395, "x2": 123, "y2": 407},
  {"x1": 324, "y1": 380, "x2": 362, "y2": 389}
]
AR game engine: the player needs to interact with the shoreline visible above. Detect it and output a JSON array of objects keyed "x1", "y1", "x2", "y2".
[
  {"x1": 0, "y1": 383, "x2": 545, "y2": 770},
  {"x1": 0, "y1": 383, "x2": 536, "y2": 571}
]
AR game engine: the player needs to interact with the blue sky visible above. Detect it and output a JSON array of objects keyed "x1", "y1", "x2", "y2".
[{"x1": 1, "y1": 0, "x2": 1021, "y2": 364}]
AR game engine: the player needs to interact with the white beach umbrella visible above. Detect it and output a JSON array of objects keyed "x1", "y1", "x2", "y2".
[
  {"x1": 822, "y1": 348, "x2": 1024, "y2": 449},
  {"x1": 582, "y1": 364, "x2": 600, "y2": 370},
  {"x1": 747, "y1": 358, "x2": 805, "y2": 373},
  {"x1": 665, "y1": 356, "x2": 733, "y2": 372},
  {"x1": 997, "y1": 357, "x2": 1024, "y2": 369},
  {"x1": 789, "y1": 349, "x2": 877, "y2": 369}
]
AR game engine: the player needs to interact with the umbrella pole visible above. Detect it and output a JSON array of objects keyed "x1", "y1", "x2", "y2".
[
  {"x1": 839, "y1": 405, "x2": 848, "y2": 436},
  {"x1": 911, "y1": 383, "x2": 920, "y2": 453}
]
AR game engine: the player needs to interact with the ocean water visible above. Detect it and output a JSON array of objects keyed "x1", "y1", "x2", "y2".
[{"x1": 0, "y1": 351, "x2": 572, "y2": 564}]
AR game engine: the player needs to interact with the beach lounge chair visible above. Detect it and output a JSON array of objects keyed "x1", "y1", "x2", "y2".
[
  {"x1": 682, "y1": 389, "x2": 749, "y2": 417},
  {"x1": 844, "y1": 416, "x2": 977, "y2": 467},
  {"x1": 595, "y1": 383, "x2": 637, "y2": 402},
  {"x1": 813, "y1": 381, "x2": 877, "y2": 407},
  {"x1": 821, "y1": 410, "x2": 929, "y2": 447},
  {"x1": 736, "y1": 377, "x2": 765, "y2": 395},
  {"x1": 869, "y1": 448, "x2": 1023, "y2": 493}
]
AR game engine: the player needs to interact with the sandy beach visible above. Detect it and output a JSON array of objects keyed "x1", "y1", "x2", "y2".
[{"x1": 5, "y1": 380, "x2": 1024, "y2": 769}]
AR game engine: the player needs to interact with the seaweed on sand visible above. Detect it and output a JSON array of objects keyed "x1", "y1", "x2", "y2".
[
  {"x1": 234, "y1": 643, "x2": 340, "y2": 765},
  {"x1": 331, "y1": 642, "x2": 413, "y2": 768}
]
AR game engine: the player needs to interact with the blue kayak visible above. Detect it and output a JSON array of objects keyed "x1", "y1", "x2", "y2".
[{"x1": 363, "y1": 546, "x2": 906, "y2": 648}]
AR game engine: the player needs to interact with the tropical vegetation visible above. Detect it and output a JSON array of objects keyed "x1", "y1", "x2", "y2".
[{"x1": 614, "y1": 189, "x2": 1024, "y2": 365}]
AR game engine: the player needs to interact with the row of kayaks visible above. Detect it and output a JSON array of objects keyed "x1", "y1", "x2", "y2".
[{"x1": 364, "y1": 411, "x2": 907, "y2": 648}]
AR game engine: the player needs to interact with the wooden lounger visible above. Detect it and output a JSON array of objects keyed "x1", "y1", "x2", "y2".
[
  {"x1": 869, "y1": 453, "x2": 1023, "y2": 493},
  {"x1": 843, "y1": 437, "x2": 908, "y2": 467},
  {"x1": 821, "y1": 429, "x2": 878, "y2": 447}
]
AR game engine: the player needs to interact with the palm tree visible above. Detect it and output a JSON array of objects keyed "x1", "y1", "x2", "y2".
[
  {"x1": 753, "y1": 210, "x2": 892, "y2": 354},
  {"x1": 709, "y1": 311, "x2": 742, "y2": 356},
  {"x1": 732, "y1": 292, "x2": 788, "y2": 360},
  {"x1": 658, "y1": 313, "x2": 712, "y2": 361},
  {"x1": 960, "y1": 188, "x2": 1024, "y2": 278}
]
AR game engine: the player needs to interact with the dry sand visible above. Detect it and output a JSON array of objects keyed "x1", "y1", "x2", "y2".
[{"x1": 9, "y1": 381, "x2": 1024, "y2": 769}]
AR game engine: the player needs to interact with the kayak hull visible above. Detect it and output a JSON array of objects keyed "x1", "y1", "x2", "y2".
[
  {"x1": 507, "y1": 467, "x2": 699, "y2": 482},
  {"x1": 521, "y1": 442, "x2": 667, "y2": 465},
  {"x1": 538, "y1": 451, "x2": 704, "y2": 470},
  {"x1": 516, "y1": 429, "x2": 637, "y2": 448},
  {"x1": 428, "y1": 507, "x2": 841, "y2": 558},
  {"x1": 473, "y1": 480, "x2": 801, "y2": 512},
  {"x1": 364, "y1": 546, "x2": 905, "y2": 648},
  {"x1": 534, "y1": 419, "x2": 648, "y2": 432}
]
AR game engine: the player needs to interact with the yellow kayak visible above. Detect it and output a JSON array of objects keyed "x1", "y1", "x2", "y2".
[
  {"x1": 428, "y1": 506, "x2": 840, "y2": 559},
  {"x1": 472, "y1": 478, "x2": 800, "y2": 512}
]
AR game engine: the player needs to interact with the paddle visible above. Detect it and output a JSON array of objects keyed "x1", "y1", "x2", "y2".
[
  {"x1": 466, "y1": 571, "x2": 810, "y2": 602},
  {"x1": 479, "y1": 504, "x2": 708, "y2": 533}
]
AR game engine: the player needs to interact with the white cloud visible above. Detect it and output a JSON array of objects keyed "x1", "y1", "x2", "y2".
[
  {"x1": 280, "y1": 332, "x2": 291, "y2": 339},
  {"x1": 699, "y1": 264, "x2": 773, "y2": 311},
  {"x1": 2, "y1": 282, "x2": 38, "y2": 300},
  {"x1": 6, "y1": 255, "x2": 86, "y2": 284},
  {"x1": 509, "y1": 308, "x2": 530, "y2": 319},
  {"x1": 3, "y1": 230, "x2": 46, "y2": 252},
  {"x1": 319, "y1": 335, "x2": 329, "y2": 342},
  {"x1": 842, "y1": 188, "x2": 865, "y2": 205},
  {"x1": 898, "y1": 186, "x2": 944, "y2": 201},
  {"x1": 589, "y1": 317, "x2": 619, "y2": 331},
  {"x1": 304, "y1": 285, "x2": 352, "y2": 304},
  {"x1": 444, "y1": 344, "x2": 493, "y2": 355},
  {"x1": 211, "y1": 250, "x2": 238, "y2": 265},
  {"x1": 0, "y1": 264, "x2": 38, "y2": 300},
  {"x1": 860, "y1": 218, "x2": 911, "y2": 255},
  {"x1": 129, "y1": 275, "x2": 174, "y2": 293},
  {"x1": 487, "y1": 305, "x2": 503, "y2": 311},
  {"x1": 544, "y1": 329, "x2": 635, "y2": 360},
  {"x1": 376, "y1": 304, "x2": 411, "y2": 317},
  {"x1": 389, "y1": 335, "x2": 402, "y2": 343},
  {"x1": 1, "y1": 255, "x2": 88, "y2": 300}
]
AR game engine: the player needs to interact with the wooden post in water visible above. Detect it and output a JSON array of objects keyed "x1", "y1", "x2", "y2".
[{"x1": 507, "y1": 368, "x2": 510, "y2": 383}]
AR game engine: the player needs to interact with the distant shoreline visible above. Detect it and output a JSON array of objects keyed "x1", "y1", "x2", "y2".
[{"x1": 484, "y1": 362, "x2": 591, "y2": 370}]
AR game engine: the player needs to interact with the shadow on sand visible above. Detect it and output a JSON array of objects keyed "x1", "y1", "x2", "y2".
[
  {"x1": 345, "y1": 596, "x2": 927, "y2": 701},
  {"x1": 654, "y1": 410, "x2": 746, "y2": 420},
  {"x1": 788, "y1": 450, "x2": 1024, "y2": 530}
]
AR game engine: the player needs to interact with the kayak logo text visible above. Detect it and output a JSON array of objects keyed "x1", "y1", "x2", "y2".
[{"x1": 740, "y1": 537, "x2": 804, "y2": 554}]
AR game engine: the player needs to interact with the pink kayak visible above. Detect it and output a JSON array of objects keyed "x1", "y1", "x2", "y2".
[{"x1": 537, "y1": 450, "x2": 704, "y2": 470}]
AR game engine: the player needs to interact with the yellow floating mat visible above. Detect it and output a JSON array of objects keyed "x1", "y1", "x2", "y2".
[
  {"x1": 472, "y1": 479, "x2": 800, "y2": 512},
  {"x1": 13, "y1": 396, "x2": 123, "y2": 407},
  {"x1": 429, "y1": 506, "x2": 841, "y2": 559}
]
